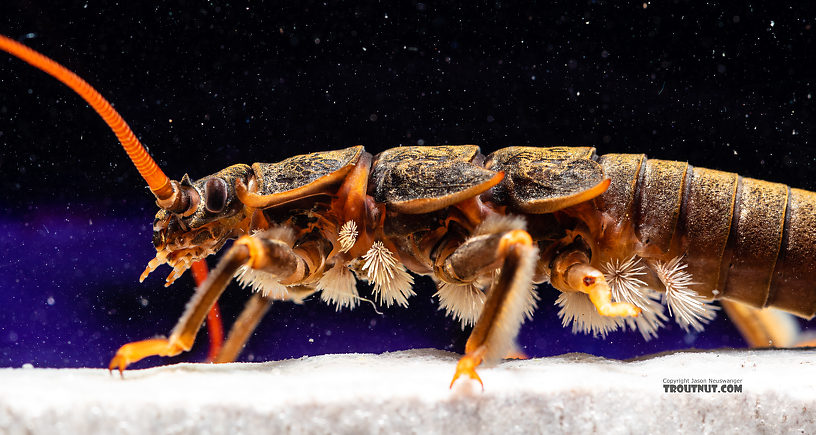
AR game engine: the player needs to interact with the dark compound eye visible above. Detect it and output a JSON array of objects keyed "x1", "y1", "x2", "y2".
[{"x1": 204, "y1": 177, "x2": 228, "y2": 213}]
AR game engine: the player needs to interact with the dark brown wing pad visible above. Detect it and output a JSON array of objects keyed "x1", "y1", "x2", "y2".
[
  {"x1": 236, "y1": 146, "x2": 364, "y2": 209},
  {"x1": 369, "y1": 145, "x2": 504, "y2": 214},
  {"x1": 485, "y1": 147, "x2": 609, "y2": 213}
]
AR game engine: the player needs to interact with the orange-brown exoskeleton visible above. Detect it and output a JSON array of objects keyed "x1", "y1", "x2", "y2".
[{"x1": 4, "y1": 35, "x2": 815, "y2": 389}]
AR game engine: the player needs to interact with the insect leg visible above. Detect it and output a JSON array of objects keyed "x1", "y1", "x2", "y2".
[
  {"x1": 443, "y1": 228, "x2": 539, "y2": 389},
  {"x1": 720, "y1": 300, "x2": 800, "y2": 348},
  {"x1": 213, "y1": 293, "x2": 274, "y2": 363},
  {"x1": 549, "y1": 247, "x2": 641, "y2": 317},
  {"x1": 190, "y1": 259, "x2": 225, "y2": 362},
  {"x1": 109, "y1": 234, "x2": 308, "y2": 374}
]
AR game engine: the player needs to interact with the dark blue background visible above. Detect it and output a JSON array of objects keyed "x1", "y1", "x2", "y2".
[{"x1": 1, "y1": 1, "x2": 814, "y2": 368}]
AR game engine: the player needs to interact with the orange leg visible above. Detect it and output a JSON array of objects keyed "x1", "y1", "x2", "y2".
[
  {"x1": 109, "y1": 244, "x2": 250, "y2": 374},
  {"x1": 451, "y1": 346, "x2": 487, "y2": 389},
  {"x1": 504, "y1": 346, "x2": 529, "y2": 360},
  {"x1": 191, "y1": 259, "x2": 224, "y2": 362},
  {"x1": 214, "y1": 293, "x2": 274, "y2": 363},
  {"x1": 109, "y1": 234, "x2": 310, "y2": 374},
  {"x1": 550, "y1": 248, "x2": 641, "y2": 317},
  {"x1": 721, "y1": 300, "x2": 801, "y2": 348},
  {"x1": 795, "y1": 339, "x2": 816, "y2": 347},
  {"x1": 205, "y1": 303, "x2": 224, "y2": 362},
  {"x1": 445, "y1": 229, "x2": 539, "y2": 389}
]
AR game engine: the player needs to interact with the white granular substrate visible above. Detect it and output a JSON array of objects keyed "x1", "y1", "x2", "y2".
[{"x1": 0, "y1": 348, "x2": 814, "y2": 434}]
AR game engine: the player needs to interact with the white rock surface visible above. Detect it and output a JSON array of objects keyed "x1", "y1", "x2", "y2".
[{"x1": 1, "y1": 349, "x2": 814, "y2": 434}]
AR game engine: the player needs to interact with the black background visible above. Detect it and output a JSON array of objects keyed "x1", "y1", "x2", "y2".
[{"x1": 1, "y1": 1, "x2": 814, "y2": 368}]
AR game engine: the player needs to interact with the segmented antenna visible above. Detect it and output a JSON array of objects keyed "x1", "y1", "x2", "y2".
[{"x1": 0, "y1": 34, "x2": 173, "y2": 200}]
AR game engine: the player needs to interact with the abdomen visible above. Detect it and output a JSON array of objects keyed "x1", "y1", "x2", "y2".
[{"x1": 594, "y1": 153, "x2": 816, "y2": 318}]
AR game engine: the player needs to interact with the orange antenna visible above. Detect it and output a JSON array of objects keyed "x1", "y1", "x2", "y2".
[{"x1": 0, "y1": 34, "x2": 175, "y2": 201}]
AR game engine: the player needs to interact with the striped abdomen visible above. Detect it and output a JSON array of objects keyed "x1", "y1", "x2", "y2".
[{"x1": 595, "y1": 154, "x2": 816, "y2": 318}]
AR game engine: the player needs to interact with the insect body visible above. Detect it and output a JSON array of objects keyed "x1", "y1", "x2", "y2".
[
  {"x1": 3, "y1": 36, "x2": 814, "y2": 388},
  {"x1": 124, "y1": 144, "x2": 816, "y2": 385}
]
